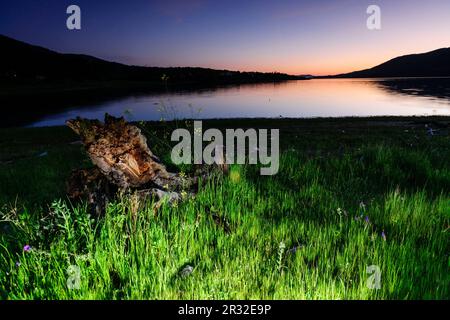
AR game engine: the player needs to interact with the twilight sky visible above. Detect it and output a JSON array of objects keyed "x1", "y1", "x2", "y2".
[{"x1": 1, "y1": 0, "x2": 449, "y2": 75}]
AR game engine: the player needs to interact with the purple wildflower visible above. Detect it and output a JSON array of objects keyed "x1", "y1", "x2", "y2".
[
  {"x1": 287, "y1": 245, "x2": 302, "y2": 255},
  {"x1": 381, "y1": 231, "x2": 386, "y2": 241},
  {"x1": 365, "y1": 216, "x2": 370, "y2": 224},
  {"x1": 15, "y1": 261, "x2": 21, "y2": 267},
  {"x1": 23, "y1": 245, "x2": 31, "y2": 252}
]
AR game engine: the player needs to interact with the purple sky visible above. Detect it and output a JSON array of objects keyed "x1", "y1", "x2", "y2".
[{"x1": 1, "y1": 0, "x2": 449, "y2": 75}]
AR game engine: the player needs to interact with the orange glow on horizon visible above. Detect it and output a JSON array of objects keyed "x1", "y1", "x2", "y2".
[{"x1": 201, "y1": 42, "x2": 450, "y2": 76}]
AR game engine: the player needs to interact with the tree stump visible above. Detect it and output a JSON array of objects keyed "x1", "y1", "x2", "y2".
[{"x1": 66, "y1": 114, "x2": 221, "y2": 216}]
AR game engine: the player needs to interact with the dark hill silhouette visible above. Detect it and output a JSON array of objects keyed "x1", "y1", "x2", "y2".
[
  {"x1": 0, "y1": 34, "x2": 301, "y2": 85},
  {"x1": 334, "y1": 48, "x2": 450, "y2": 78},
  {"x1": 0, "y1": 34, "x2": 305, "y2": 127}
]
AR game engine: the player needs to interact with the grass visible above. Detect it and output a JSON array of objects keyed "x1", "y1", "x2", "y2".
[{"x1": 0, "y1": 117, "x2": 449, "y2": 299}]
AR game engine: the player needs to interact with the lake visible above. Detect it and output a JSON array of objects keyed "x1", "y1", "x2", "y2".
[{"x1": 26, "y1": 77, "x2": 450, "y2": 127}]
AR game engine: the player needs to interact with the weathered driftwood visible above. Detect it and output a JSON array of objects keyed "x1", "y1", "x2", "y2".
[
  {"x1": 66, "y1": 114, "x2": 186, "y2": 189},
  {"x1": 66, "y1": 114, "x2": 221, "y2": 216}
]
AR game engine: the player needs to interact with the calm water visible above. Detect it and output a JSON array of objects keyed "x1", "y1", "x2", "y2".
[{"x1": 30, "y1": 78, "x2": 450, "y2": 127}]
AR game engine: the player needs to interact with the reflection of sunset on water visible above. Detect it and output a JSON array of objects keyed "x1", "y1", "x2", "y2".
[{"x1": 31, "y1": 78, "x2": 450, "y2": 127}]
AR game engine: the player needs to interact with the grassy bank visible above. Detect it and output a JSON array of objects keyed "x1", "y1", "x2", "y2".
[{"x1": 0, "y1": 117, "x2": 449, "y2": 299}]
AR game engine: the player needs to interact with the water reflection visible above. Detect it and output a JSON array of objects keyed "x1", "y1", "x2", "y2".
[
  {"x1": 375, "y1": 77, "x2": 450, "y2": 101},
  {"x1": 3, "y1": 78, "x2": 450, "y2": 128}
]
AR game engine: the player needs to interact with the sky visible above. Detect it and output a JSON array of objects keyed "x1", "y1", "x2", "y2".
[{"x1": 0, "y1": 0, "x2": 449, "y2": 75}]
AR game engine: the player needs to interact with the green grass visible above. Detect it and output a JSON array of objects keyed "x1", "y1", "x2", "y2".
[{"x1": 0, "y1": 117, "x2": 449, "y2": 299}]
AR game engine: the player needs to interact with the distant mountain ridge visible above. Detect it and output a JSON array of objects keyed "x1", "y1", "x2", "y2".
[
  {"x1": 2, "y1": 34, "x2": 449, "y2": 83},
  {"x1": 0, "y1": 34, "x2": 301, "y2": 85},
  {"x1": 334, "y1": 48, "x2": 450, "y2": 78}
]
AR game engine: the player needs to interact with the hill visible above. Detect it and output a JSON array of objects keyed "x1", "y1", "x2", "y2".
[
  {"x1": 334, "y1": 48, "x2": 450, "y2": 78},
  {"x1": 0, "y1": 34, "x2": 301, "y2": 85}
]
